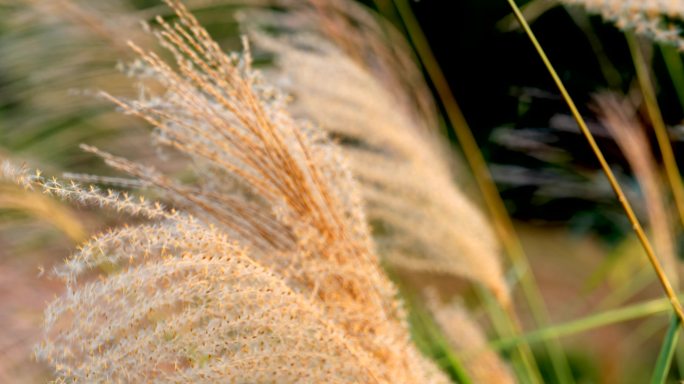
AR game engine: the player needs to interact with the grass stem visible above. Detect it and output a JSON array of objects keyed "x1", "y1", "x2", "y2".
[
  {"x1": 493, "y1": 296, "x2": 675, "y2": 350},
  {"x1": 391, "y1": 1, "x2": 573, "y2": 382},
  {"x1": 650, "y1": 315, "x2": 680, "y2": 384},
  {"x1": 505, "y1": 0, "x2": 684, "y2": 326}
]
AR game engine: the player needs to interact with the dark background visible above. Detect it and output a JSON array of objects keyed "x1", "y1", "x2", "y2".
[{"x1": 379, "y1": 0, "x2": 684, "y2": 243}]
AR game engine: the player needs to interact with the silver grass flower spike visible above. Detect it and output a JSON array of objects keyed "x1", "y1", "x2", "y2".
[
  {"x1": 247, "y1": 12, "x2": 510, "y2": 303},
  {"x1": 3, "y1": 0, "x2": 453, "y2": 382}
]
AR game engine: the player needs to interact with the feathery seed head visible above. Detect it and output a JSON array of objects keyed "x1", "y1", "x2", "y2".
[{"x1": 31, "y1": 1, "x2": 451, "y2": 382}]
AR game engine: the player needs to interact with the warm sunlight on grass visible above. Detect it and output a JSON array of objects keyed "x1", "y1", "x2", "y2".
[{"x1": 2, "y1": 0, "x2": 684, "y2": 383}]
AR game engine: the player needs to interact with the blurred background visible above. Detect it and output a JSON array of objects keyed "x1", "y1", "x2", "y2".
[{"x1": 2, "y1": 0, "x2": 684, "y2": 382}]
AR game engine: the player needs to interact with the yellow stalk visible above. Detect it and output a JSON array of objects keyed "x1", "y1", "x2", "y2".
[
  {"x1": 391, "y1": 1, "x2": 574, "y2": 383},
  {"x1": 505, "y1": 0, "x2": 684, "y2": 324}
]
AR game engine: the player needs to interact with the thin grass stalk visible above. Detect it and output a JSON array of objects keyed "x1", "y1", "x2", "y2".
[
  {"x1": 651, "y1": 315, "x2": 681, "y2": 384},
  {"x1": 493, "y1": 295, "x2": 679, "y2": 350},
  {"x1": 390, "y1": 1, "x2": 541, "y2": 381},
  {"x1": 426, "y1": 290, "x2": 516, "y2": 384},
  {"x1": 505, "y1": 0, "x2": 684, "y2": 325},
  {"x1": 627, "y1": 32, "x2": 684, "y2": 236},
  {"x1": 630, "y1": 33, "x2": 684, "y2": 383},
  {"x1": 392, "y1": 275, "x2": 474, "y2": 384},
  {"x1": 677, "y1": 335, "x2": 684, "y2": 383},
  {"x1": 391, "y1": 1, "x2": 572, "y2": 382},
  {"x1": 564, "y1": 7, "x2": 622, "y2": 89},
  {"x1": 478, "y1": 287, "x2": 535, "y2": 382},
  {"x1": 413, "y1": 304, "x2": 474, "y2": 384}
]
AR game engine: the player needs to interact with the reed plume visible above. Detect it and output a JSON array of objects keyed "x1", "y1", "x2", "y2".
[
  {"x1": 246, "y1": 0, "x2": 439, "y2": 131},
  {"x1": 561, "y1": 0, "x2": 684, "y2": 48},
  {"x1": 425, "y1": 290, "x2": 516, "y2": 384},
  {"x1": 7, "y1": 0, "x2": 508, "y2": 303},
  {"x1": 2, "y1": 0, "x2": 453, "y2": 381},
  {"x1": 247, "y1": 11, "x2": 509, "y2": 303},
  {"x1": 38, "y1": 216, "x2": 382, "y2": 382},
  {"x1": 594, "y1": 92, "x2": 679, "y2": 286}
]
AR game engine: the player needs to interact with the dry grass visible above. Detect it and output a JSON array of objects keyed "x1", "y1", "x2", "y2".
[
  {"x1": 0, "y1": 0, "x2": 462, "y2": 381},
  {"x1": 594, "y1": 92, "x2": 679, "y2": 287},
  {"x1": 248, "y1": 8, "x2": 509, "y2": 303},
  {"x1": 425, "y1": 290, "x2": 516, "y2": 384}
]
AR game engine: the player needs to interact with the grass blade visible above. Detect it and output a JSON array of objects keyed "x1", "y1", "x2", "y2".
[
  {"x1": 505, "y1": 0, "x2": 684, "y2": 326},
  {"x1": 651, "y1": 315, "x2": 680, "y2": 384},
  {"x1": 390, "y1": 1, "x2": 572, "y2": 382},
  {"x1": 493, "y1": 296, "x2": 675, "y2": 350}
]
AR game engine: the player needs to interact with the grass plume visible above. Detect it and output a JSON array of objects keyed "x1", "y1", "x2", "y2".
[
  {"x1": 1, "y1": 1, "x2": 456, "y2": 381},
  {"x1": 247, "y1": 6, "x2": 509, "y2": 303},
  {"x1": 594, "y1": 92, "x2": 679, "y2": 287},
  {"x1": 425, "y1": 290, "x2": 516, "y2": 384}
]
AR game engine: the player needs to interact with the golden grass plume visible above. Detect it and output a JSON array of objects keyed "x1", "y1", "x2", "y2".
[
  {"x1": 247, "y1": 14, "x2": 509, "y2": 303},
  {"x1": 6, "y1": 0, "x2": 508, "y2": 303},
  {"x1": 2, "y1": 0, "x2": 454, "y2": 381}
]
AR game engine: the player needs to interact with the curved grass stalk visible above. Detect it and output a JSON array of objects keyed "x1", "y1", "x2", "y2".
[
  {"x1": 505, "y1": 0, "x2": 684, "y2": 326},
  {"x1": 391, "y1": 1, "x2": 572, "y2": 382},
  {"x1": 627, "y1": 31, "x2": 684, "y2": 383},
  {"x1": 0, "y1": 185, "x2": 86, "y2": 242}
]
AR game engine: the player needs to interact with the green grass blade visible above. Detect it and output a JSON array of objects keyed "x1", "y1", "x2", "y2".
[
  {"x1": 391, "y1": 1, "x2": 570, "y2": 382},
  {"x1": 479, "y1": 287, "x2": 539, "y2": 383},
  {"x1": 398, "y1": 285, "x2": 474, "y2": 384},
  {"x1": 651, "y1": 315, "x2": 681, "y2": 384},
  {"x1": 493, "y1": 296, "x2": 673, "y2": 350},
  {"x1": 504, "y1": 0, "x2": 684, "y2": 326},
  {"x1": 676, "y1": 337, "x2": 684, "y2": 383}
]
